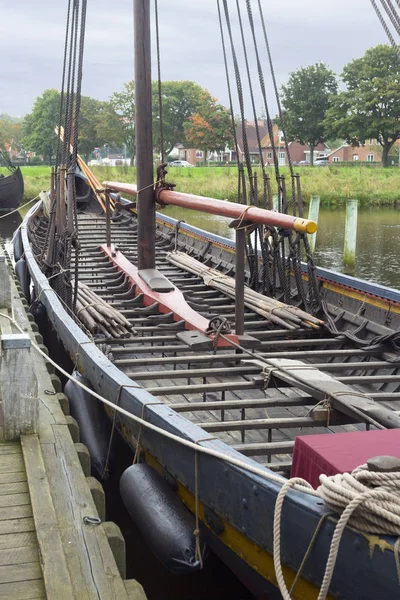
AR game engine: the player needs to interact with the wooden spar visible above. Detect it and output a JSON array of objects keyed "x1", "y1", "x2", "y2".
[
  {"x1": 103, "y1": 181, "x2": 317, "y2": 234},
  {"x1": 134, "y1": 0, "x2": 156, "y2": 269}
]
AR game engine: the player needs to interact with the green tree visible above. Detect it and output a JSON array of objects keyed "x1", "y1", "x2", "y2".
[
  {"x1": 185, "y1": 95, "x2": 233, "y2": 164},
  {"x1": 110, "y1": 81, "x2": 136, "y2": 159},
  {"x1": 325, "y1": 45, "x2": 400, "y2": 167},
  {"x1": 0, "y1": 118, "x2": 23, "y2": 151},
  {"x1": 111, "y1": 80, "x2": 218, "y2": 159},
  {"x1": 23, "y1": 90, "x2": 124, "y2": 163},
  {"x1": 152, "y1": 81, "x2": 214, "y2": 157},
  {"x1": 23, "y1": 89, "x2": 60, "y2": 163},
  {"x1": 279, "y1": 63, "x2": 337, "y2": 165},
  {"x1": 78, "y1": 96, "x2": 124, "y2": 161}
]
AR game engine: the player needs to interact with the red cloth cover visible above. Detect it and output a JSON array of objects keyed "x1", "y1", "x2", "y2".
[{"x1": 290, "y1": 429, "x2": 400, "y2": 489}]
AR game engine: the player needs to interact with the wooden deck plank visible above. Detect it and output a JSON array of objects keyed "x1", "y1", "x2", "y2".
[
  {"x1": 0, "y1": 545, "x2": 38, "y2": 566},
  {"x1": 0, "y1": 562, "x2": 42, "y2": 584},
  {"x1": 0, "y1": 454, "x2": 25, "y2": 474},
  {"x1": 0, "y1": 472, "x2": 26, "y2": 484},
  {"x1": 0, "y1": 579, "x2": 45, "y2": 599},
  {"x1": 21, "y1": 435, "x2": 74, "y2": 600},
  {"x1": 0, "y1": 532, "x2": 38, "y2": 550},
  {"x1": 0, "y1": 493, "x2": 30, "y2": 508},
  {"x1": 0, "y1": 481, "x2": 29, "y2": 496},
  {"x1": 43, "y1": 425, "x2": 131, "y2": 599},
  {"x1": 0, "y1": 505, "x2": 32, "y2": 521},
  {"x1": 0, "y1": 445, "x2": 22, "y2": 456},
  {"x1": 0, "y1": 517, "x2": 35, "y2": 536}
]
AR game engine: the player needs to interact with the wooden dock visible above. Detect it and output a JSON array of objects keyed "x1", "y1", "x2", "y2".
[{"x1": 0, "y1": 248, "x2": 146, "y2": 599}]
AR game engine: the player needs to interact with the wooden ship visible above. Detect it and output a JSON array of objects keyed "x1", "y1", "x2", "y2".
[
  {"x1": 14, "y1": 1, "x2": 400, "y2": 598},
  {"x1": 0, "y1": 158, "x2": 23, "y2": 212}
]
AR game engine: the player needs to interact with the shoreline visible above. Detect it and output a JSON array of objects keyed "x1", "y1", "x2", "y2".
[{"x1": 4, "y1": 164, "x2": 400, "y2": 206}]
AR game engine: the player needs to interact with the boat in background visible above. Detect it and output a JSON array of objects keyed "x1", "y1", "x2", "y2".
[{"x1": 0, "y1": 166, "x2": 24, "y2": 212}]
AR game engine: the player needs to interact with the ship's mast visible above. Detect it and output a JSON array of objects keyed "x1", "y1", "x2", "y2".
[{"x1": 134, "y1": 0, "x2": 156, "y2": 270}]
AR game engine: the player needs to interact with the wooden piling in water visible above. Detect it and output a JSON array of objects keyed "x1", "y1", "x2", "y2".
[
  {"x1": 307, "y1": 195, "x2": 320, "y2": 253},
  {"x1": 343, "y1": 199, "x2": 358, "y2": 273}
]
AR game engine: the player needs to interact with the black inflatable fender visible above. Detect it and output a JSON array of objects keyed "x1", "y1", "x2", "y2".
[
  {"x1": 120, "y1": 463, "x2": 208, "y2": 574},
  {"x1": 13, "y1": 229, "x2": 23, "y2": 262},
  {"x1": 64, "y1": 370, "x2": 116, "y2": 479},
  {"x1": 15, "y1": 258, "x2": 30, "y2": 301},
  {"x1": 29, "y1": 296, "x2": 48, "y2": 327}
]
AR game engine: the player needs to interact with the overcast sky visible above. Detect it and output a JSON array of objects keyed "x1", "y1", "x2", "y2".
[{"x1": 0, "y1": 0, "x2": 388, "y2": 118}]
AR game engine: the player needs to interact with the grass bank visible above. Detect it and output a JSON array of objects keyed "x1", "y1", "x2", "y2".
[
  {"x1": 6, "y1": 164, "x2": 400, "y2": 205},
  {"x1": 94, "y1": 165, "x2": 400, "y2": 206}
]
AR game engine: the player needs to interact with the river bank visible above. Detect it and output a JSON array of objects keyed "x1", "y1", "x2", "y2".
[{"x1": 5, "y1": 164, "x2": 400, "y2": 205}]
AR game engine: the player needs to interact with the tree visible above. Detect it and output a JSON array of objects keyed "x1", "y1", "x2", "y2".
[
  {"x1": 0, "y1": 118, "x2": 23, "y2": 152},
  {"x1": 324, "y1": 45, "x2": 400, "y2": 167},
  {"x1": 110, "y1": 81, "x2": 136, "y2": 159},
  {"x1": 111, "y1": 80, "x2": 218, "y2": 159},
  {"x1": 185, "y1": 95, "x2": 233, "y2": 164},
  {"x1": 23, "y1": 89, "x2": 60, "y2": 163},
  {"x1": 23, "y1": 90, "x2": 124, "y2": 163},
  {"x1": 152, "y1": 81, "x2": 215, "y2": 157},
  {"x1": 279, "y1": 63, "x2": 337, "y2": 165},
  {"x1": 78, "y1": 96, "x2": 124, "y2": 161}
]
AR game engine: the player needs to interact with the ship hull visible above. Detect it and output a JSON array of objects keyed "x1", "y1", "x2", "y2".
[{"x1": 0, "y1": 167, "x2": 24, "y2": 212}]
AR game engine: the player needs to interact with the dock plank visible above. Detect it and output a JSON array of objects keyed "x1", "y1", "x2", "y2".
[
  {"x1": 0, "y1": 579, "x2": 45, "y2": 599},
  {"x1": 21, "y1": 435, "x2": 74, "y2": 600},
  {"x1": 0, "y1": 505, "x2": 32, "y2": 521},
  {"x1": 0, "y1": 481, "x2": 29, "y2": 496},
  {"x1": 47, "y1": 424, "x2": 132, "y2": 599},
  {"x1": 0, "y1": 517, "x2": 35, "y2": 536},
  {"x1": 0, "y1": 445, "x2": 22, "y2": 456},
  {"x1": 0, "y1": 493, "x2": 30, "y2": 508},
  {"x1": 0, "y1": 531, "x2": 38, "y2": 550},
  {"x1": 0, "y1": 454, "x2": 25, "y2": 474},
  {"x1": 0, "y1": 561, "x2": 42, "y2": 584},
  {"x1": 0, "y1": 545, "x2": 38, "y2": 566},
  {"x1": 0, "y1": 472, "x2": 26, "y2": 484}
]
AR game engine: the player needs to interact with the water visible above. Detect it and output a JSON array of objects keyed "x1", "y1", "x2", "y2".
[
  {"x1": 3, "y1": 203, "x2": 400, "y2": 289},
  {"x1": 162, "y1": 204, "x2": 400, "y2": 289}
]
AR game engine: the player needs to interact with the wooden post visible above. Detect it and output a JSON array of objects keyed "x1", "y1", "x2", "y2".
[
  {"x1": 343, "y1": 199, "x2": 358, "y2": 273},
  {"x1": 0, "y1": 255, "x2": 11, "y2": 309},
  {"x1": 0, "y1": 334, "x2": 38, "y2": 440},
  {"x1": 272, "y1": 194, "x2": 279, "y2": 211},
  {"x1": 307, "y1": 195, "x2": 320, "y2": 253}
]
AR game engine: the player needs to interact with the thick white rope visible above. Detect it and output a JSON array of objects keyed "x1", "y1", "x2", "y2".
[
  {"x1": 2, "y1": 309, "x2": 400, "y2": 598},
  {"x1": 274, "y1": 466, "x2": 400, "y2": 599}
]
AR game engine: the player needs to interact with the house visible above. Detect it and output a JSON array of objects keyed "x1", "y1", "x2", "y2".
[
  {"x1": 261, "y1": 124, "x2": 330, "y2": 165},
  {"x1": 177, "y1": 147, "x2": 206, "y2": 165},
  {"x1": 234, "y1": 120, "x2": 270, "y2": 164},
  {"x1": 177, "y1": 120, "x2": 270, "y2": 166},
  {"x1": 327, "y1": 141, "x2": 380, "y2": 164},
  {"x1": 177, "y1": 146, "x2": 232, "y2": 165}
]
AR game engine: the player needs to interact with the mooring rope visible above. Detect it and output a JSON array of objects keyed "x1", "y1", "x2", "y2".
[{"x1": 0, "y1": 194, "x2": 43, "y2": 221}]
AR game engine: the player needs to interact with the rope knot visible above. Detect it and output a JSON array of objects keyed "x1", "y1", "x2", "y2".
[{"x1": 155, "y1": 163, "x2": 176, "y2": 207}]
